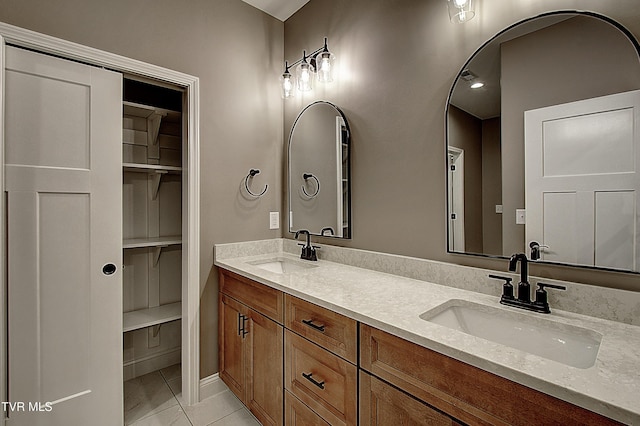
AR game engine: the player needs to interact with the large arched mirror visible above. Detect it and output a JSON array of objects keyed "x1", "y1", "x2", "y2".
[
  {"x1": 288, "y1": 101, "x2": 351, "y2": 238},
  {"x1": 446, "y1": 11, "x2": 640, "y2": 272}
]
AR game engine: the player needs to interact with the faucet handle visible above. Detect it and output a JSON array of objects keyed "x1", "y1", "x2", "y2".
[
  {"x1": 489, "y1": 274, "x2": 514, "y2": 300},
  {"x1": 534, "y1": 282, "x2": 566, "y2": 313}
]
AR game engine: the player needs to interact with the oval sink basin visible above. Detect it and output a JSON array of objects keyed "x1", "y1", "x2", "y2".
[
  {"x1": 249, "y1": 257, "x2": 317, "y2": 274},
  {"x1": 420, "y1": 299, "x2": 602, "y2": 369}
]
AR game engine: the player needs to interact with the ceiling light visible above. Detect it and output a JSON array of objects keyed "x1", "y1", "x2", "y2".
[{"x1": 470, "y1": 81, "x2": 484, "y2": 89}]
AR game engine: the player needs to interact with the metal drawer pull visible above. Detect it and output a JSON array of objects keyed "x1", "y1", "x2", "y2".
[
  {"x1": 238, "y1": 313, "x2": 249, "y2": 338},
  {"x1": 301, "y1": 319, "x2": 325, "y2": 332},
  {"x1": 301, "y1": 372, "x2": 325, "y2": 390},
  {"x1": 241, "y1": 315, "x2": 249, "y2": 338}
]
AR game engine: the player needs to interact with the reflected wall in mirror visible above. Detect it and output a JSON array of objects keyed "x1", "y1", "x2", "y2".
[
  {"x1": 288, "y1": 101, "x2": 351, "y2": 238},
  {"x1": 446, "y1": 11, "x2": 640, "y2": 272}
]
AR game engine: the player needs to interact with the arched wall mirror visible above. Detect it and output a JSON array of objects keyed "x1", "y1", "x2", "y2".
[
  {"x1": 288, "y1": 101, "x2": 351, "y2": 238},
  {"x1": 446, "y1": 11, "x2": 640, "y2": 272}
]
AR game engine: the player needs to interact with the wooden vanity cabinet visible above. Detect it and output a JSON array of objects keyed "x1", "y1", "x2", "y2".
[
  {"x1": 219, "y1": 270, "x2": 284, "y2": 426},
  {"x1": 285, "y1": 295, "x2": 358, "y2": 363},
  {"x1": 360, "y1": 371, "x2": 461, "y2": 425},
  {"x1": 218, "y1": 269, "x2": 622, "y2": 425},
  {"x1": 360, "y1": 324, "x2": 622, "y2": 426},
  {"x1": 285, "y1": 330, "x2": 357, "y2": 426},
  {"x1": 284, "y1": 295, "x2": 358, "y2": 426}
]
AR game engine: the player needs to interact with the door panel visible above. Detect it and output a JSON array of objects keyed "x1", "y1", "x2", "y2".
[
  {"x1": 594, "y1": 191, "x2": 635, "y2": 269},
  {"x1": 525, "y1": 90, "x2": 640, "y2": 270},
  {"x1": 247, "y1": 310, "x2": 283, "y2": 426},
  {"x1": 219, "y1": 294, "x2": 246, "y2": 402},
  {"x1": 5, "y1": 46, "x2": 122, "y2": 426}
]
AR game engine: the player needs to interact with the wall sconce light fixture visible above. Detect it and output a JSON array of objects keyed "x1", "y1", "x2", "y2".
[
  {"x1": 280, "y1": 61, "x2": 295, "y2": 99},
  {"x1": 447, "y1": 0, "x2": 475, "y2": 23},
  {"x1": 296, "y1": 51, "x2": 314, "y2": 92},
  {"x1": 280, "y1": 38, "x2": 336, "y2": 99}
]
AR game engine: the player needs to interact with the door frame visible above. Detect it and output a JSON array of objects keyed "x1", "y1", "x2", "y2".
[
  {"x1": 0, "y1": 22, "x2": 201, "y2": 407},
  {"x1": 448, "y1": 147, "x2": 465, "y2": 252}
]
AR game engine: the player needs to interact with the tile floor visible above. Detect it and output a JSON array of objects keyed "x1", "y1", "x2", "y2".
[{"x1": 124, "y1": 364, "x2": 261, "y2": 426}]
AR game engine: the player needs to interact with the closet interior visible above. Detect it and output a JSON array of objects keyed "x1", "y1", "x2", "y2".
[{"x1": 121, "y1": 78, "x2": 184, "y2": 381}]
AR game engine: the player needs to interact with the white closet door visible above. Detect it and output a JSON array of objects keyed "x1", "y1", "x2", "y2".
[{"x1": 5, "y1": 46, "x2": 123, "y2": 425}]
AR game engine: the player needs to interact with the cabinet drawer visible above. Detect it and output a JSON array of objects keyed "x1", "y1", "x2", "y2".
[
  {"x1": 219, "y1": 269, "x2": 283, "y2": 323},
  {"x1": 285, "y1": 295, "x2": 357, "y2": 363},
  {"x1": 285, "y1": 390, "x2": 330, "y2": 426},
  {"x1": 360, "y1": 324, "x2": 621, "y2": 426},
  {"x1": 360, "y1": 371, "x2": 460, "y2": 426},
  {"x1": 285, "y1": 330, "x2": 357, "y2": 426}
]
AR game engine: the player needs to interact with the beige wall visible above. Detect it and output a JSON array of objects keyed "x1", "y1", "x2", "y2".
[
  {"x1": 284, "y1": 0, "x2": 640, "y2": 291},
  {"x1": 481, "y1": 117, "x2": 502, "y2": 255},
  {"x1": 0, "y1": 0, "x2": 284, "y2": 377},
  {"x1": 448, "y1": 106, "x2": 483, "y2": 253}
]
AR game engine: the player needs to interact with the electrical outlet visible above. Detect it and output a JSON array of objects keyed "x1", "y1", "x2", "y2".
[
  {"x1": 269, "y1": 212, "x2": 279, "y2": 230},
  {"x1": 516, "y1": 209, "x2": 526, "y2": 225}
]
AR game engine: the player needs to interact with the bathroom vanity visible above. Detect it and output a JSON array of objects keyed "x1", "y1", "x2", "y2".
[{"x1": 215, "y1": 239, "x2": 640, "y2": 425}]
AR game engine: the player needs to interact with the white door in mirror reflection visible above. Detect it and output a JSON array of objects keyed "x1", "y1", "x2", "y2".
[
  {"x1": 525, "y1": 90, "x2": 640, "y2": 271},
  {"x1": 448, "y1": 147, "x2": 465, "y2": 252}
]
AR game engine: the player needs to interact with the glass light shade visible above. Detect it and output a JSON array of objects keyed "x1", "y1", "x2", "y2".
[
  {"x1": 280, "y1": 70, "x2": 295, "y2": 99},
  {"x1": 316, "y1": 50, "x2": 335, "y2": 83},
  {"x1": 447, "y1": 0, "x2": 475, "y2": 23},
  {"x1": 296, "y1": 55, "x2": 314, "y2": 92}
]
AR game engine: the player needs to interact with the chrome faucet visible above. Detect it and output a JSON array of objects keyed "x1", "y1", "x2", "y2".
[
  {"x1": 294, "y1": 229, "x2": 318, "y2": 261},
  {"x1": 489, "y1": 253, "x2": 566, "y2": 313}
]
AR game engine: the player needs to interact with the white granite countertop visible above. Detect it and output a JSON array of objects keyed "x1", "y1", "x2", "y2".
[{"x1": 214, "y1": 246, "x2": 640, "y2": 424}]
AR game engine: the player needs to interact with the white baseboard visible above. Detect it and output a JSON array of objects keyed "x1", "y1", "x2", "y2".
[
  {"x1": 199, "y1": 373, "x2": 227, "y2": 402},
  {"x1": 123, "y1": 348, "x2": 181, "y2": 381}
]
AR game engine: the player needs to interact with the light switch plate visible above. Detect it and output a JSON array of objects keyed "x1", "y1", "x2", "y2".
[
  {"x1": 269, "y1": 211, "x2": 279, "y2": 229},
  {"x1": 495, "y1": 204, "x2": 503, "y2": 214},
  {"x1": 516, "y1": 209, "x2": 526, "y2": 225}
]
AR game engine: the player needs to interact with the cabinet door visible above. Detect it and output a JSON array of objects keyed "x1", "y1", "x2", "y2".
[
  {"x1": 285, "y1": 391, "x2": 330, "y2": 426},
  {"x1": 5, "y1": 46, "x2": 123, "y2": 426},
  {"x1": 219, "y1": 294, "x2": 247, "y2": 402},
  {"x1": 246, "y1": 309, "x2": 284, "y2": 426},
  {"x1": 360, "y1": 371, "x2": 459, "y2": 426},
  {"x1": 285, "y1": 330, "x2": 357, "y2": 426}
]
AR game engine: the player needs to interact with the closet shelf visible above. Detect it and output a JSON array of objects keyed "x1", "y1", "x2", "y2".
[
  {"x1": 123, "y1": 101, "x2": 180, "y2": 121},
  {"x1": 123, "y1": 302, "x2": 182, "y2": 333},
  {"x1": 123, "y1": 236, "x2": 182, "y2": 249},
  {"x1": 123, "y1": 163, "x2": 182, "y2": 173}
]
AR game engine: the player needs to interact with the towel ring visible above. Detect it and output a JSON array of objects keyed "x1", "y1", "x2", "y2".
[
  {"x1": 302, "y1": 173, "x2": 320, "y2": 198},
  {"x1": 245, "y1": 169, "x2": 268, "y2": 198}
]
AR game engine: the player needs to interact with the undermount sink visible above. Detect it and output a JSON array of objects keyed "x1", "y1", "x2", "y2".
[
  {"x1": 249, "y1": 257, "x2": 317, "y2": 274},
  {"x1": 420, "y1": 299, "x2": 602, "y2": 369}
]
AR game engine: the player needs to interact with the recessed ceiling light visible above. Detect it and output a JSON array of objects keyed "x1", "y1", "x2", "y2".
[{"x1": 470, "y1": 81, "x2": 484, "y2": 89}]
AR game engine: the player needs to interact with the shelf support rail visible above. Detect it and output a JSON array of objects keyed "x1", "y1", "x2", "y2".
[
  {"x1": 153, "y1": 244, "x2": 169, "y2": 267},
  {"x1": 147, "y1": 111, "x2": 167, "y2": 159},
  {"x1": 151, "y1": 170, "x2": 168, "y2": 200}
]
